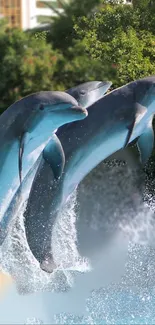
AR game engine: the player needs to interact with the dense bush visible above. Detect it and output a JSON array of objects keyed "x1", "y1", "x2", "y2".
[
  {"x1": 0, "y1": 25, "x2": 61, "y2": 112},
  {"x1": 1, "y1": 0, "x2": 155, "y2": 110},
  {"x1": 74, "y1": 1, "x2": 155, "y2": 87}
]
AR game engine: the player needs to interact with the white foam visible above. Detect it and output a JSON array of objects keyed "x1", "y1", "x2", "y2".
[{"x1": 1, "y1": 160, "x2": 155, "y2": 324}]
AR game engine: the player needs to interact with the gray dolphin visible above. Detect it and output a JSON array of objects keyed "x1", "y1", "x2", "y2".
[
  {"x1": 0, "y1": 91, "x2": 87, "y2": 234},
  {"x1": 0, "y1": 91, "x2": 85, "y2": 181},
  {"x1": 66, "y1": 81, "x2": 112, "y2": 107},
  {"x1": 0, "y1": 81, "x2": 111, "y2": 244},
  {"x1": 25, "y1": 75, "x2": 155, "y2": 273}
]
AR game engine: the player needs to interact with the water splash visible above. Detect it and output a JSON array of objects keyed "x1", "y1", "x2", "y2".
[
  {"x1": 24, "y1": 318, "x2": 44, "y2": 325},
  {"x1": 1, "y1": 159, "x2": 155, "y2": 324},
  {"x1": 0, "y1": 189, "x2": 90, "y2": 295}
]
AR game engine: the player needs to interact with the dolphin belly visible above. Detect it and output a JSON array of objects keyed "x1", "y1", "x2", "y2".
[
  {"x1": 64, "y1": 117, "x2": 148, "y2": 198},
  {"x1": 32, "y1": 119, "x2": 147, "y2": 273},
  {"x1": 0, "y1": 117, "x2": 57, "y2": 230},
  {"x1": 62, "y1": 129, "x2": 131, "y2": 202},
  {"x1": 0, "y1": 140, "x2": 19, "y2": 221},
  {"x1": 0, "y1": 155, "x2": 43, "y2": 244},
  {"x1": 0, "y1": 133, "x2": 53, "y2": 223}
]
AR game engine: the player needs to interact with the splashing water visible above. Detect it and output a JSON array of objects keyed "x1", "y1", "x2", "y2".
[
  {"x1": 24, "y1": 317, "x2": 44, "y2": 324},
  {"x1": 1, "y1": 159, "x2": 155, "y2": 324},
  {"x1": 0, "y1": 185, "x2": 90, "y2": 295}
]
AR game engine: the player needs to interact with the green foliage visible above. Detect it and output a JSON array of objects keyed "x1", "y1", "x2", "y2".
[
  {"x1": 0, "y1": 18, "x2": 8, "y2": 34},
  {"x1": 132, "y1": 0, "x2": 152, "y2": 10},
  {"x1": 2, "y1": 0, "x2": 155, "y2": 112},
  {"x1": 53, "y1": 41, "x2": 108, "y2": 90},
  {"x1": 43, "y1": 0, "x2": 102, "y2": 53},
  {"x1": 74, "y1": 2, "x2": 155, "y2": 87},
  {"x1": 0, "y1": 28, "x2": 61, "y2": 112}
]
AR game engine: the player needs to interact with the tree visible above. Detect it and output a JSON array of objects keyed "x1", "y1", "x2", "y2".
[
  {"x1": 29, "y1": 0, "x2": 109, "y2": 92},
  {"x1": 53, "y1": 40, "x2": 109, "y2": 90},
  {"x1": 132, "y1": 0, "x2": 155, "y2": 33},
  {"x1": 74, "y1": 3, "x2": 155, "y2": 88},
  {"x1": 38, "y1": 0, "x2": 102, "y2": 53},
  {"x1": 0, "y1": 28, "x2": 61, "y2": 112}
]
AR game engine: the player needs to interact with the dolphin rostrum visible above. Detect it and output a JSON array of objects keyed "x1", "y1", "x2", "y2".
[
  {"x1": 0, "y1": 91, "x2": 87, "y2": 230},
  {"x1": 23, "y1": 76, "x2": 155, "y2": 273},
  {"x1": 0, "y1": 81, "x2": 111, "y2": 245}
]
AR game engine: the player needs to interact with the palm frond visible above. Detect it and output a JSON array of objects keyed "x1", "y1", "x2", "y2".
[{"x1": 40, "y1": 1, "x2": 64, "y2": 17}]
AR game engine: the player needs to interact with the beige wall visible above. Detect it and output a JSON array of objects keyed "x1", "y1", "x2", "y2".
[{"x1": 0, "y1": 0, "x2": 22, "y2": 28}]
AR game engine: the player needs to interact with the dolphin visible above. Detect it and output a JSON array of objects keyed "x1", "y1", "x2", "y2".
[
  {"x1": 0, "y1": 91, "x2": 87, "y2": 227},
  {"x1": 24, "y1": 75, "x2": 155, "y2": 273},
  {"x1": 66, "y1": 81, "x2": 112, "y2": 107},
  {"x1": 0, "y1": 81, "x2": 111, "y2": 245},
  {"x1": 0, "y1": 80, "x2": 109, "y2": 191},
  {"x1": 23, "y1": 76, "x2": 155, "y2": 273}
]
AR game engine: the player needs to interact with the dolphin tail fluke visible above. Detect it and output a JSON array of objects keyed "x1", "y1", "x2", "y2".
[
  {"x1": 40, "y1": 253, "x2": 57, "y2": 273},
  {"x1": 137, "y1": 118, "x2": 154, "y2": 165},
  {"x1": 43, "y1": 134, "x2": 65, "y2": 180}
]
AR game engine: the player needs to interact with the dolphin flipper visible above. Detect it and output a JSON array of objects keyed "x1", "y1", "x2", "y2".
[
  {"x1": 18, "y1": 132, "x2": 30, "y2": 183},
  {"x1": 124, "y1": 119, "x2": 135, "y2": 148},
  {"x1": 124, "y1": 103, "x2": 147, "y2": 148},
  {"x1": 42, "y1": 134, "x2": 65, "y2": 180},
  {"x1": 137, "y1": 119, "x2": 154, "y2": 164}
]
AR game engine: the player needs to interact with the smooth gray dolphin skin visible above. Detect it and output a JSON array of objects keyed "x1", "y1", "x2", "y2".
[
  {"x1": 24, "y1": 76, "x2": 155, "y2": 273},
  {"x1": 0, "y1": 91, "x2": 87, "y2": 243},
  {"x1": 23, "y1": 80, "x2": 112, "y2": 272},
  {"x1": 0, "y1": 91, "x2": 85, "y2": 182},
  {"x1": 0, "y1": 81, "x2": 109, "y2": 246},
  {"x1": 25, "y1": 76, "x2": 155, "y2": 273},
  {"x1": 66, "y1": 81, "x2": 112, "y2": 108},
  {"x1": 0, "y1": 81, "x2": 112, "y2": 244}
]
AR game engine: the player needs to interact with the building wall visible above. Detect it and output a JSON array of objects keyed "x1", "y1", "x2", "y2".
[
  {"x1": 0, "y1": 0, "x2": 22, "y2": 28},
  {"x1": 0, "y1": 0, "x2": 64, "y2": 30}
]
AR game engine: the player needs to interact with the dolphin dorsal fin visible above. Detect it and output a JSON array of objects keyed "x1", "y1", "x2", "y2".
[
  {"x1": 43, "y1": 134, "x2": 65, "y2": 180},
  {"x1": 137, "y1": 117, "x2": 154, "y2": 165},
  {"x1": 124, "y1": 103, "x2": 147, "y2": 148}
]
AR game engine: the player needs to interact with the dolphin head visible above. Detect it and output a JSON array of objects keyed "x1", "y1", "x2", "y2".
[
  {"x1": 23, "y1": 91, "x2": 87, "y2": 131},
  {"x1": 66, "y1": 81, "x2": 112, "y2": 108},
  {"x1": 16, "y1": 91, "x2": 87, "y2": 182}
]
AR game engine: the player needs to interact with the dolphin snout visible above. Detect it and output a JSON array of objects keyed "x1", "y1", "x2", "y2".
[
  {"x1": 71, "y1": 105, "x2": 88, "y2": 118},
  {"x1": 98, "y1": 81, "x2": 112, "y2": 89}
]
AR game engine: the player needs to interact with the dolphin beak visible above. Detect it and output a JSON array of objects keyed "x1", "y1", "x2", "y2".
[
  {"x1": 71, "y1": 105, "x2": 88, "y2": 118},
  {"x1": 97, "y1": 81, "x2": 112, "y2": 93}
]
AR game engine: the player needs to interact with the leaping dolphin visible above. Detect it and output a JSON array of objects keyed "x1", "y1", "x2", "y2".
[
  {"x1": 23, "y1": 75, "x2": 155, "y2": 273},
  {"x1": 0, "y1": 81, "x2": 111, "y2": 245},
  {"x1": 0, "y1": 91, "x2": 87, "y2": 225},
  {"x1": 66, "y1": 81, "x2": 112, "y2": 108}
]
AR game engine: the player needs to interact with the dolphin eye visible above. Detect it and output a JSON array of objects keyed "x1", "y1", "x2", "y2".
[
  {"x1": 39, "y1": 104, "x2": 44, "y2": 111},
  {"x1": 80, "y1": 90, "x2": 85, "y2": 96}
]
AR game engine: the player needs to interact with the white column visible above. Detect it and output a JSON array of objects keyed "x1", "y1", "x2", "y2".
[{"x1": 21, "y1": 0, "x2": 37, "y2": 30}]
